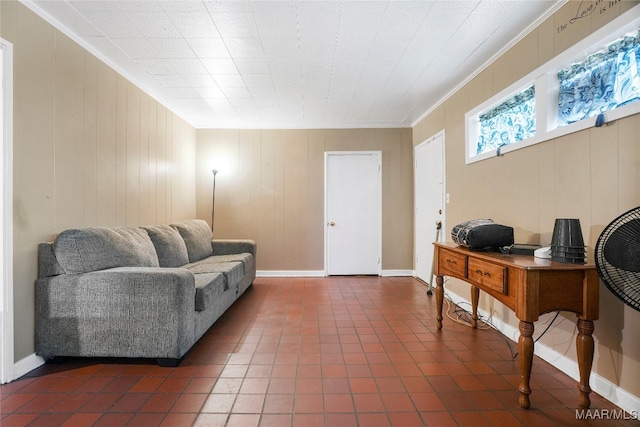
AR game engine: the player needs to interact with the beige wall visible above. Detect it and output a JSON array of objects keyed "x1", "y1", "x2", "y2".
[
  {"x1": 414, "y1": 1, "x2": 640, "y2": 398},
  {"x1": 1, "y1": 2, "x2": 197, "y2": 361},
  {"x1": 196, "y1": 129, "x2": 414, "y2": 272}
]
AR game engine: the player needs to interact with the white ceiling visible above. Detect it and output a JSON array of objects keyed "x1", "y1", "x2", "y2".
[{"x1": 24, "y1": 0, "x2": 560, "y2": 129}]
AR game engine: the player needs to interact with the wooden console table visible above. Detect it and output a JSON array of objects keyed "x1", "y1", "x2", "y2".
[{"x1": 433, "y1": 242, "x2": 599, "y2": 409}]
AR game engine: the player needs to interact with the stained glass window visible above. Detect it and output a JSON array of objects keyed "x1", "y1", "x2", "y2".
[
  {"x1": 476, "y1": 86, "x2": 536, "y2": 156},
  {"x1": 558, "y1": 30, "x2": 640, "y2": 126}
]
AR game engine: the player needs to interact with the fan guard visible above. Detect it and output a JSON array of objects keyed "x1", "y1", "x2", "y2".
[{"x1": 594, "y1": 206, "x2": 640, "y2": 312}]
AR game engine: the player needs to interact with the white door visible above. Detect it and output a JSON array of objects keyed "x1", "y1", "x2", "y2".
[
  {"x1": 1, "y1": 38, "x2": 14, "y2": 384},
  {"x1": 415, "y1": 132, "x2": 445, "y2": 285},
  {"x1": 325, "y1": 151, "x2": 381, "y2": 275}
]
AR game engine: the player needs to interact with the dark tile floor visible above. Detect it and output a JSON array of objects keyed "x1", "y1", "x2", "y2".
[{"x1": 1, "y1": 276, "x2": 636, "y2": 426}]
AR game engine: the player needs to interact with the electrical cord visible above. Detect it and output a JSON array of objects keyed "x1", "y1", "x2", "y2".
[
  {"x1": 505, "y1": 311, "x2": 561, "y2": 359},
  {"x1": 441, "y1": 279, "x2": 561, "y2": 357},
  {"x1": 442, "y1": 280, "x2": 493, "y2": 330}
]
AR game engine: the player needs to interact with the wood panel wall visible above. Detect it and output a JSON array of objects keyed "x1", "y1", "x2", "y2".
[
  {"x1": 2, "y1": 1, "x2": 196, "y2": 361},
  {"x1": 413, "y1": 0, "x2": 640, "y2": 399},
  {"x1": 196, "y1": 128, "x2": 414, "y2": 272}
]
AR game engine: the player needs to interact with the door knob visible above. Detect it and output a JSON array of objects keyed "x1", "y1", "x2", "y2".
[{"x1": 329, "y1": 221, "x2": 335, "y2": 226}]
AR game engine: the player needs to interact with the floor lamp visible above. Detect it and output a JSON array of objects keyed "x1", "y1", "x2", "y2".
[{"x1": 211, "y1": 169, "x2": 218, "y2": 234}]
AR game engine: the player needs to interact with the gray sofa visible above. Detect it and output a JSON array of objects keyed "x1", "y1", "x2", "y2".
[{"x1": 35, "y1": 219, "x2": 256, "y2": 366}]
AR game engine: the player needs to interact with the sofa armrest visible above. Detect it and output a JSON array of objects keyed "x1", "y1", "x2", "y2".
[
  {"x1": 35, "y1": 267, "x2": 196, "y2": 360},
  {"x1": 212, "y1": 239, "x2": 257, "y2": 259}
]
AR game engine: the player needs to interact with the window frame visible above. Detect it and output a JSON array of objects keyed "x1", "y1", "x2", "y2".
[
  {"x1": 465, "y1": 4, "x2": 640, "y2": 164},
  {"x1": 474, "y1": 84, "x2": 537, "y2": 159}
]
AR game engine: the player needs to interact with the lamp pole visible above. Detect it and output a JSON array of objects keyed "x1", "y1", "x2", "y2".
[{"x1": 211, "y1": 169, "x2": 218, "y2": 234}]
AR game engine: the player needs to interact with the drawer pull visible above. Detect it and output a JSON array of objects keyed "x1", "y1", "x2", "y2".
[
  {"x1": 475, "y1": 269, "x2": 491, "y2": 277},
  {"x1": 447, "y1": 259, "x2": 457, "y2": 265}
]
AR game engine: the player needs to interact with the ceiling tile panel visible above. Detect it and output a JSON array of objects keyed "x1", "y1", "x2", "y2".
[
  {"x1": 229, "y1": 98, "x2": 256, "y2": 108},
  {"x1": 235, "y1": 59, "x2": 271, "y2": 75},
  {"x1": 278, "y1": 96, "x2": 304, "y2": 108},
  {"x1": 243, "y1": 74, "x2": 275, "y2": 88},
  {"x1": 254, "y1": 98, "x2": 280, "y2": 107},
  {"x1": 195, "y1": 85, "x2": 225, "y2": 98},
  {"x1": 213, "y1": 73, "x2": 246, "y2": 88},
  {"x1": 153, "y1": 74, "x2": 189, "y2": 88},
  {"x1": 187, "y1": 39, "x2": 230, "y2": 58},
  {"x1": 204, "y1": 1, "x2": 254, "y2": 14},
  {"x1": 134, "y1": 59, "x2": 176, "y2": 75},
  {"x1": 205, "y1": 97, "x2": 234, "y2": 110},
  {"x1": 254, "y1": 11, "x2": 298, "y2": 40},
  {"x1": 225, "y1": 38, "x2": 266, "y2": 59},
  {"x1": 170, "y1": 59, "x2": 208, "y2": 75},
  {"x1": 128, "y1": 11, "x2": 182, "y2": 38},
  {"x1": 202, "y1": 58, "x2": 239, "y2": 75},
  {"x1": 267, "y1": 59, "x2": 300, "y2": 75},
  {"x1": 166, "y1": 87, "x2": 201, "y2": 99},
  {"x1": 301, "y1": 60, "x2": 333, "y2": 76},
  {"x1": 147, "y1": 38, "x2": 197, "y2": 59},
  {"x1": 70, "y1": 1, "x2": 164, "y2": 12},
  {"x1": 212, "y1": 12, "x2": 260, "y2": 38},
  {"x1": 376, "y1": 1, "x2": 433, "y2": 38},
  {"x1": 78, "y1": 10, "x2": 142, "y2": 38},
  {"x1": 296, "y1": 2, "x2": 341, "y2": 53},
  {"x1": 170, "y1": 12, "x2": 218, "y2": 38},
  {"x1": 27, "y1": 0, "x2": 560, "y2": 128},
  {"x1": 183, "y1": 74, "x2": 217, "y2": 88},
  {"x1": 262, "y1": 38, "x2": 299, "y2": 59},
  {"x1": 222, "y1": 86, "x2": 251, "y2": 98},
  {"x1": 404, "y1": 2, "x2": 472, "y2": 57},
  {"x1": 113, "y1": 38, "x2": 161, "y2": 60},
  {"x1": 159, "y1": 1, "x2": 209, "y2": 12},
  {"x1": 248, "y1": 86, "x2": 277, "y2": 99}
]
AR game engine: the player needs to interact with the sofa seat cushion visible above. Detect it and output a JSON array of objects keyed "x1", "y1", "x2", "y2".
[
  {"x1": 53, "y1": 227, "x2": 159, "y2": 274},
  {"x1": 171, "y1": 219, "x2": 213, "y2": 263},
  {"x1": 194, "y1": 273, "x2": 226, "y2": 311},
  {"x1": 143, "y1": 224, "x2": 190, "y2": 267},
  {"x1": 184, "y1": 259, "x2": 244, "y2": 288},
  {"x1": 205, "y1": 253, "x2": 254, "y2": 275}
]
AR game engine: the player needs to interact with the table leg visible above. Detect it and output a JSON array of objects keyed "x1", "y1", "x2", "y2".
[
  {"x1": 471, "y1": 286, "x2": 479, "y2": 329},
  {"x1": 518, "y1": 320, "x2": 534, "y2": 409},
  {"x1": 436, "y1": 275, "x2": 444, "y2": 329},
  {"x1": 576, "y1": 318, "x2": 594, "y2": 408}
]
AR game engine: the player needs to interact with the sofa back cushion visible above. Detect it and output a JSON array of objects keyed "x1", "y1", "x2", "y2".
[
  {"x1": 171, "y1": 219, "x2": 213, "y2": 263},
  {"x1": 143, "y1": 224, "x2": 190, "y2": 267},
  {"x1": 38, "y1": 243, "x2": 65, "y2": 278},
  {"x1": 53, "y1": 227, "x2": 160, "y2": 274}
]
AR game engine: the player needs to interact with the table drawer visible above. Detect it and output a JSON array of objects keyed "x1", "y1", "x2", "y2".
[
  {"x1": 468, "y1": 258, "x2": 507, "y2": 294},
  {"x1": 438, "y1": 248, "x2": 467, "y2": 278}
]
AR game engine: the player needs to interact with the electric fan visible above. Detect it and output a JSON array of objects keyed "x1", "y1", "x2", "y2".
[{"x1": 594, "y1": 206, "x2": 640, "y2": 312}]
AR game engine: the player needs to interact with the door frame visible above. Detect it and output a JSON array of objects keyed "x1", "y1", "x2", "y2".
[
  {"x1": 1, "y1": 38, "x2": 14, "y2": 384},
  {"x1": 414, "y1": 130, "x2": 446, "y2": 282},
  {"x1": 324, "y1": 151, "x2": 382, "y2": 276}
]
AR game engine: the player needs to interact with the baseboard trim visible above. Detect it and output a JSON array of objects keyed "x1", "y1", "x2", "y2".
[
  {"x1": 13, "y1": 353, "x2": 45, "y2": 381},
  {"x1": 256, "y1": 270, "x2": 326, "y2": 277},
  {"x1": 445, "y1": 290, "x2": 640, "y2": 416},
  {"x1": 380, "y1": 270, "x2": 414, "y2": 277}
]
